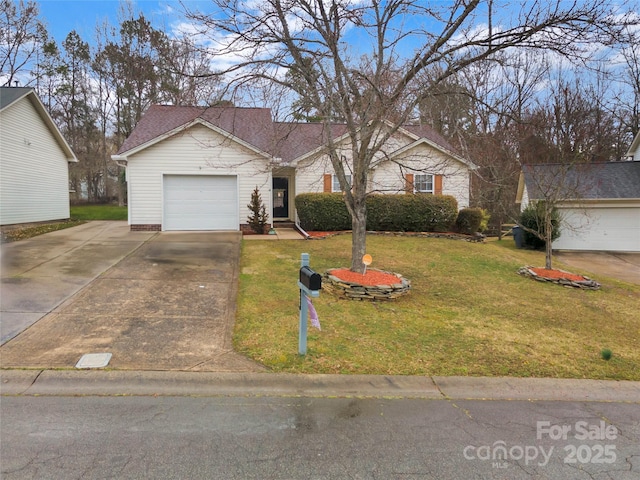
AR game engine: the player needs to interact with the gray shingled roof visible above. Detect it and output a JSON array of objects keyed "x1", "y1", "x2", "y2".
[
  {"x1": 523, "y1": 161, "x2": 640, "y2": 200},
  {"x1": 117, "y1": 104, "x2": 465, "y2": 164},
  {"x1": 0, "y1": 87, "x2": 33, "y2": 110}
]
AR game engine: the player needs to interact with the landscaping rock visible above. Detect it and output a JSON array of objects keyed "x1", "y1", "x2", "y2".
[
  {"x1": 517, "y1": 266, "x2": 601, "y2": 290},
  {"x1": 323, "y1": 269, "x2": 411, "y2": 300},
  {"x1": 307, "y1": 230, "x2": 485, "y2": 242}
]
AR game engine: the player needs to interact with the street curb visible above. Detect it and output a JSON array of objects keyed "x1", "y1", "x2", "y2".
[{"x1": 2, "y1": 370, "x2": 639, "y2": 402}]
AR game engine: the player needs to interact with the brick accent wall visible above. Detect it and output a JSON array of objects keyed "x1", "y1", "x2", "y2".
[
  {"x1": 131, "y1": 224, "x2": 161, "y2": 232},
  {"x1": 240, "y1": 223, "x2": 272, "y2": 234}
]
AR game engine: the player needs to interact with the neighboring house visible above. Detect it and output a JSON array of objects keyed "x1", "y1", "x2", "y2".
[
  {"x1": 626, "y1": 130, "x2": 640, "y2": 161},
  {"x1": 0, "y1": 87, "x2": 77, "y2": 225},
  {"x1": 112, "y1": 105, "x2": 476, "y2": 232},
  {"x1": 516, "y1": 161, "x2": 640, "y2": 252}
]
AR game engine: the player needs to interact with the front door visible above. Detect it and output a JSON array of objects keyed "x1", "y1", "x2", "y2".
[{"x1": 272, "y1": 177, "x2": 289, "y2": 219}]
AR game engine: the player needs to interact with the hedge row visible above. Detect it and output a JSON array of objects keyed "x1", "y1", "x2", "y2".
[{"x1": 295, "y1": 193, "x2": 459, "y2": 232}]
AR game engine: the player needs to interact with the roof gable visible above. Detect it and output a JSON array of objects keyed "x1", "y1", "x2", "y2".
[
  {"x1": 116, "y1": 105, "x2": 275, "y2": 156},
  {"x1": 116, "y1": 105, "x2": 473, "y2": 168},
  {"x1": 0, "y1": 87, "x2": 77, "y2": 162},
  {"x1": 521, "y1": 161, "x2": 640, "y2": 201}
]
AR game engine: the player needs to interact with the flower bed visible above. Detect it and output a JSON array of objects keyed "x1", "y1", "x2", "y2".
[
  {"x1": 323, "y1": 268, "x2": 411, "y2": 300},
  {"x1": 518, "y1": 266, "x2": 601, "y2": 290}
]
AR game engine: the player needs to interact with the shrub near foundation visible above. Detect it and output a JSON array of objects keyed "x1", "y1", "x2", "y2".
[
  {"x1": 295, "y1": 193, "x2": 458, "y2": 232},
  {"x1": 295, "y1": 193, "x2": 351, "y2": 231},
  {"x1": 455, "y1": 207, "x2": 484, "y2": 234}
]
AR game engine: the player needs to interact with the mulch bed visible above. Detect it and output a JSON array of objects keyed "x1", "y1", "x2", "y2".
[
  {"x1": 323, "y1": 268, "x2": 411, "y2": 300},
  {"x1": 518, "y1": 266, "x2": 601, "y2": 290},
  {"x1": 329, "y1": 268, "x2": 403, "y2": 287}
]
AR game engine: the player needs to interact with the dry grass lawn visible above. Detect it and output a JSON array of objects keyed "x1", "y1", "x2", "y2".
[{"x1": 235, "y1": 234, "x2": 639, "y2": 379}]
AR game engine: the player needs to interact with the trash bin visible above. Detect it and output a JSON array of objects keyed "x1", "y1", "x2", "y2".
[{"x1": 512, "y1": 226, "x2": 524, "y2": 248}]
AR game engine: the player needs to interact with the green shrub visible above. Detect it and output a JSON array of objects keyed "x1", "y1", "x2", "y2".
[
  {"x1": 295, "y1": 193, "x2": 351, "y2": 231},
  {"x1": 454, "y1": 208, "x2": 484, "y2": 234},
  {"x1": 295, "y1": 193, "x2": 458, "y2": 232},
  {"x1": 519, "y1": 201, "x2": 561, "y2": 249},
  {"x1": 479, "y1": 209, "x2": 491, "y2": 233},
  {"x1": 412, "y1": 194, "x2": 459, "y2": 232}
]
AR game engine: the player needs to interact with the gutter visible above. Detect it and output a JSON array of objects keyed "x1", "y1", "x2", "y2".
[{"x1": 111, "y1": 154, "x2": 128, "y2": 168}]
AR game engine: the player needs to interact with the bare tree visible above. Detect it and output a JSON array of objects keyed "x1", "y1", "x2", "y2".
[
  {"x1": 183, "y1": 0, "x2": 635, "y2": 273},
  {"x1": 0, "y1": 0, "x2": 47, "y2": 86},
  {"x1": 518, "y1": 163, "x2": 602, "y2": 270}
]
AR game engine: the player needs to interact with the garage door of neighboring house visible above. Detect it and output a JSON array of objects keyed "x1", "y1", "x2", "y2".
[
  {"x1": 163, "y1": 175, "x2": 238, "y2": 231},
  {"x1": 553, "y1": 207, "x2": 640, "y2": 252}
]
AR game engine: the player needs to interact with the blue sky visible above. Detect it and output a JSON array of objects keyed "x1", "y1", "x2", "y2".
[{"x1": 36, "y1": 0, "x2": 190, "y2": 44}]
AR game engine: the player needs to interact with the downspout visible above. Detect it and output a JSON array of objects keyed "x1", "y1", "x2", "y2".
[{"x1": 294, "y1": 211, "x2": 310, "y2": 239}]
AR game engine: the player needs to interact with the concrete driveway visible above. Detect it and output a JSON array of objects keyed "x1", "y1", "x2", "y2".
[
  {"x1": 0, "y1": 222, "x2": 264, "y2": 372},
  {"x1": 555, "y1": 251, "x2": 640, "y2": 285}
]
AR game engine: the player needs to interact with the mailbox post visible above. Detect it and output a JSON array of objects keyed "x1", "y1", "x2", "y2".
[{"x1": 298, "y1": 253, "x2": 321, "y2": 355}]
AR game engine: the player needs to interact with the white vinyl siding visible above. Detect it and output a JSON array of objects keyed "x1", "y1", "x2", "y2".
[
  {"x1": 125, "y1": 123, "x2": 271, "y2": 229},
  {"x1": 294, "y1": 129, "x2": 471, "y2": 208},
  {"x1": 0, "y1": 96, "x2": 71, "y2": 225},
  {"x1": 373, "y1": 142, "x2": 470, "y2": 208}
]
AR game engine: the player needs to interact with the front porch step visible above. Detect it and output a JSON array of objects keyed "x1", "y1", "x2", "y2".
[{"x1": 273, "y1": 221, "x2": 296, "y2": 229}]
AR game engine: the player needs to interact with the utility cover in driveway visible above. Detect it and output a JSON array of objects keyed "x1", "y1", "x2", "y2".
[
  {"x1": 76, "y1": 353, "x2": 112, "y2": 369},
  {"x1": 163, "y1": 174, "x2": 238, "y2": 231}
]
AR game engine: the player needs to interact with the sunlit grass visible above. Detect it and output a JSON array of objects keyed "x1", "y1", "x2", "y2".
[
  {"x1": 235, "y1": 234, "x2": 640, "y2": 379},
  {"x1": 70, "y1": 204, "x2": 127, "y2": 220}
]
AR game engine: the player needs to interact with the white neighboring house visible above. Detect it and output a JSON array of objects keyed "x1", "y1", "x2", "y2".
[
  {"x1": 0, "y1": 87, "x2": 77, "y2": 225},
  {"x1": 626, "y1": 130, "x2": 640, "y2": 161},
  {"x1": 516, "y1": 161, "x2": 640, "y2": 252},
  {"x1": 112, "y1": 105, "x2": 476, "y2": 232}
]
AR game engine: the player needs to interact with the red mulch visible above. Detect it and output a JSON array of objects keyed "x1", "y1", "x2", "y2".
[
  {"x1": 530, "y1": 267, "x2": 586, "y2": 282},
  {"x1": 329, "y1": 268, "x2": 400, "y2": 286},
  {"x1": 307, "y1": 231, "x2": 345, "y2": 238}
]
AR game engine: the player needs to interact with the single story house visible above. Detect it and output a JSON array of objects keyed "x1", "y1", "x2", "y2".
[
  {"x1": 0, "y1": 87, "x2": 77, "y2": 225},
  {"x1": 112, "y1": 105, "x2": 476, "y2": 232},
  {"x1": 516, "y1": 161, "x2": 640, "y2": 252}
]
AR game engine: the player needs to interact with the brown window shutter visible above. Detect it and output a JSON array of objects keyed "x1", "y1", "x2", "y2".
[
  {"x1": 434, "y1": 174, "x2": 443, "y2": 195},
  {"x1": 405, "y1": 173, "x2": 414, "y2": 194},
  {"x1": 323, "y1": 174, "x2": 332, "y2": 192}
]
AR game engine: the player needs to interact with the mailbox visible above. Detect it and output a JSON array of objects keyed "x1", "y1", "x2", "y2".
[{"x1": 299, "y1": 266, "x2": 322, "y2": 291}]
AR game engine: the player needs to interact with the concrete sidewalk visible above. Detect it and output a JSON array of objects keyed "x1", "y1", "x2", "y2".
[{"x1": 1, "y1": 370, "x2": 639, "y2": 402}]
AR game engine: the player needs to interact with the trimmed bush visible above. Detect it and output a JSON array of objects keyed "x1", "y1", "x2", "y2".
[
  {"x1": 295, "y1": 193, "x2": 458, "y2": 232},
  {"x1": 295, "y1": 193, "x2": 351, "y2": 231},
  {"x1": 519, "y1": 201, "x2": 561, "y2": 250},
  {"x1": 455, "y1": 208, "x2": 484, "y2": 234}
]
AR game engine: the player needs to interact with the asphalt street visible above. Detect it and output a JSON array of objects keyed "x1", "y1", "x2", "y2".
[{"x1": 2, "y1": 395, "x2": 639, "y2": 480}]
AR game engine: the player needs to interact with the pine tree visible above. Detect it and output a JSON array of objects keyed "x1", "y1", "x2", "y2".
[{"x1": 247, "y1": 186, "x2": 269, "y2": 234}]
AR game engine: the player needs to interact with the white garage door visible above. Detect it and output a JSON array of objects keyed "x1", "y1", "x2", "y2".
[
  {"x1": 163, "y1": 175, "x2": 238, "y2": 231},
  {"x1": 553, "y1": 207, "x2": 640, "y2": 252}
]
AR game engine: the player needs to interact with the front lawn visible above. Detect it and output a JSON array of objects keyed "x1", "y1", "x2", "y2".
[
  {"x1": 236, "y1": 235, "x2": 640, "y2": 380},
  {"x1": 70, "y1": 204, "x2": 127, "y2": 220}
]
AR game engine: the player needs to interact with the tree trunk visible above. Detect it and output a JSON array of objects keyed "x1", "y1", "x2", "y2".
[
  {"x1": 117, "y1": 166, "x2": 125, "y2": 207},
  {"x1": 350, "y1": 201, "x2": 367, "y2": 274},
  {"x1": 545, "y1": 214, "x2": 553, "y2": 270}
]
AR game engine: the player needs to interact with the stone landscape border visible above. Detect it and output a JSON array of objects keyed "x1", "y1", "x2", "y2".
[
  {"x1": 307, "y1": 230, "x2": 485, "y2": 242},
  {"x1": 517, "y1": 266, "x2": 601, "y2": 290},
  {"x1": 322, "y1": 268, "x2": 411, "y2": 300}
]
